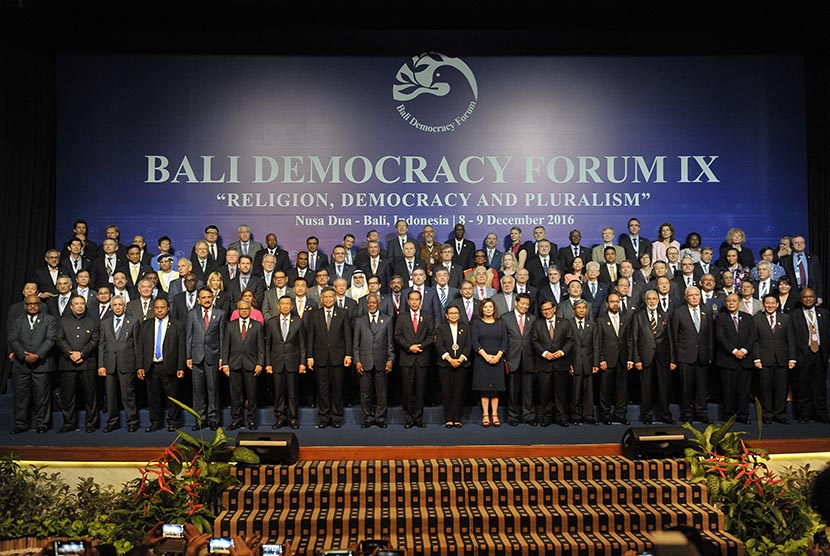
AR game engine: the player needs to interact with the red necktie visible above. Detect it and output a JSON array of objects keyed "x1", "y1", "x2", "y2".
[
  {"x1": 241, "y1": 320, "x2": 247, "y2": 340},
  {"x1": 412, "y1": 313, "x2": 418, "y2": 333},
  {"x1": 518, "y1": 314, "x2": 524, "y2": 335},
  {"x1": 204, "y1": 309, "x2": 210, "y2": 330},
  {"x1": 798, "y1": 255, "x2": 807, "y2": 288},
  {"x1": 479, "y1": 287, "x2": 485, "y2": 299}
]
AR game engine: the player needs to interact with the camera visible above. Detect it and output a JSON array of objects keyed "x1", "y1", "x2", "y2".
[
  {"x1": 53, "y1": 541, "x2": 87, "y2": 556},
  {"x1": 260, "y1": 544, "x2": 284, "y2": 556},
  {"x1": 209, "y1": 538, "x2": 235, "y2": 554},
  {"x1": 162, "y1": 524, "x2": 185, "y2": 539}
]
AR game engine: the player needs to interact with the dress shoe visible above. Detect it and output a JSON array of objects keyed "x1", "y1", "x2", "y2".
[
  {"x1": 36, "y1": 426, "x2": 47, "y2": 434},
  {"x1": 603, "y1": 420, "x2": 613, "y2": 426},
  {"x1": 315, "y1": 422, "x2": 329, "y2": 429},
  {"x1": 145, "y1": 424, "x2": 163, "y2": 432},
  {"x1": 289, "y1": 421, "x2": 299, "y2": 429},
  {"x1": 331, "y1": 422, "x2": 342, "y2": 429},
  {"x1": 247, "y1": 422, "x2": 258, "y2": 430},
  {"x1": 572, "y1": 419, "x2": 583, "y2": 426},
  {"x1": 558, "y1": 421, "x2": 569, "y2": 428},
  {"x1": 416, "y1": 422, "x2": 426, "y2": 428},
  {"x1": 540, "y1": 419, "x2": 551, "y2": 427},
  {"x1": 86, "y1": 426, "x2": 96, "y2": 433},
  {"x1": 128, "y1": 425, "x2": 139, "y2": 432},
  {"x1": 58, "y1": 424, "x2": 78, "y2": 433},
  {"x1": 103, "y1": 424, "x2": 119, "y2": 433},
  {"x1": 617, "y1": 418, "x2": 630, "y2": 425},
  {"x1": 209, "y1": 421, "x2": 219, "y2": 431},
  {"x1": 362, "y1": 422, "x2": 374, "y2": 429},
  {"x1": 377, "y1": 422, "x2": 388, "y2": 428},
  {"x1": 641, "y1": 419, "x2": 653, "y2": 425},
  {"x1": 586, "y1": 419, "x2": 599, "y2": 426},
  {"x1": 272, "y1": 420, "x2": 287, "y2": 429},
  {"x1": 526, "y1": 420, "x2": 538, "y2": 427},
  {"x1": 508, "y1": 420, "x2": 519, "y2": 427},
  {"x1": 404, "y1": 422, "x2": 413, "y2": 429},
  {"x1": 10, "y1": 427, "x2": 27, "y2": 435},
  {"x1": 227, "y1": 421, "x2": 243, "y2": 431},
  {"x1": 167, "y1": 424, "x2": 177, "y2": 432},
  {"x1": 774, "y1": 417, "x2": 790, "y2": 425}
]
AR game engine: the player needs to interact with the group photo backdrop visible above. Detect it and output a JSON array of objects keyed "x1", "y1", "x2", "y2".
[{"x1": 57, "y1": 54, "x2": 807, "y2": 257}]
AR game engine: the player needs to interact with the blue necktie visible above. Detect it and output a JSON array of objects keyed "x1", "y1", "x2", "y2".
[{"x1": 154, "y1": 319, "x2": 163, "y2": 359}]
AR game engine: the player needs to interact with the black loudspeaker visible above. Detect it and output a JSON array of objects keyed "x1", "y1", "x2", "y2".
[
  {"x1": 236, "y1": 432, "x2": 299, "y2": 465},
  {"x1": 621, "y1": 426, "x2": 687, "y2": 459}
]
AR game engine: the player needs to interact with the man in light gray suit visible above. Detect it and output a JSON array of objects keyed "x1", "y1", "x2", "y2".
[
  {"x1": 353, "y1": 293, "x2": 395, "y2": 428},
  {"x1": 492, "y1": 275, "x2": 517, "y2": 317},
  {"x1": 97, "y1": 295, "x2": 142, "y2": 432},
  {"x1": 7, "y1": 295, "x2": 56, "y2": 434},
  {"x1": 228, "y1": 224, "x2": 263, "y2": 259},
  {"x1": 186, "y1": 287, "x2": 226, "y2": 431}
]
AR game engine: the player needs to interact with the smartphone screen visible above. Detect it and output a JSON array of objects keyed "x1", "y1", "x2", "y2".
[
  {"x1": 260, "y1": 544, "x2": 284, "y2": 556},
  {"x1": 162, "y1": 524, "x2": 185, "y2": 539},
  {"x1": 53, "y1": 541, "x2": 86, "y2": 556},
  {"x1": 209, "y1": 538, "x2": 234, "y2": 554}
]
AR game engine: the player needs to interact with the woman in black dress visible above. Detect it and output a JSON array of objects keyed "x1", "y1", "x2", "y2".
[
  {"x1": 436, "y1": 305, "x2": 472, "y2": 428},
  {"x1": 775, "y1": 276, "x2": 799, "y2": 314},
  {"x1": 471, "y1": 299, "x2": 508, "y2": 427}
]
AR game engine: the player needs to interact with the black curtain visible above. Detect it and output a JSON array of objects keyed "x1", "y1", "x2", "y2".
[{"x1": 0, "y1": 44, "x2": 55, "y2": 391}]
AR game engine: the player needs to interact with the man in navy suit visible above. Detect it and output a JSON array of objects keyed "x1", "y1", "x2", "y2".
[
  {"x1": 582, "y1": 262, "x2": 609, "y2": 319},
  {"x1": 266, "y1": 295, "x2": 306, "y2": 429},
  {"x1": 395, "y1": 290, "x2": 435, "y2": 428},
  {"x1": 325, "y1": 244, "x2": 356, "y2": 284},
  {"x1": 714, "y1": 293, "x2": 757, "y2": 423},
  {"x1": 670, "y1": 286, "x2": 713, "y2": 423},
  {"x1": 97, "y1": 295, "x2": 142, "y2": 432},
  {"x1": 222, "y1": 299, "x2": 265, "y2": 430},
  {"x1": 353, "y1": 293, "x2": 395, "y2": 427},
  {"x1": 752, "y1": 294, "x2": 796, "y2": 424},
  {"x1": 7, "y1": 296, "x2": 56, "y2": 434},
  {"x1": 186, "y1": 288, "x2": 226, "y2": 430},
  {"x1": 619, "y1": 217, "x2": 653, "y2": 270},
  {"x1": 307, "y1": 287, "x2": 353, "y2": 428},
  {"x1": 451, "y1": 223, "x2": 476, "y2": 270},
  {"x1": 138, "y1": 297, "x2": 186, "y2": 432},
  {"x1": 432, "y1": 268, "x2": 459, "y2": 315}
]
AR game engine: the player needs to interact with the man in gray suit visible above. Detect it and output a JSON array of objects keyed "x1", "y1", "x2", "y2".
[
  {"x1": 502, "y1": 293, "x2": 536, "y2": 426},
  {"x1": 265, "y1": 295, "x2": 306, "y2": 430},
  {"x1": 97, "y1": 295, "x2": 142, "y2": 432},
  {"x1": 353, "y1": 293, "x2": 395, "y2": 428},
  {"x1": 228, "y1": 224, "x2": 263, "y2": 259},
  {"x1": 7, "y1": 295, "x2": 56, "y2": 434},
  {"x1": 186, "y1": 288, "x2": 226, "y2": 431},
  {"x1": 492, "y1": 275, "x2": 517, "y2": 317}
]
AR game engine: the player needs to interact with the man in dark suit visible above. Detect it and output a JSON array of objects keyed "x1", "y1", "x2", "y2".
[
  {"x1": 386, "y1": 219, "x2": 416, "y2": 267},
  {"x1": 714, "y1": 293, "x2": 757, "y2": 423},
  {"x1": 7, "y1": 295, "x2": 56, "y2": 434},
  {"x1": 392, "y1": 241, "x2": 427, "y2": 288},
  {"x1": 90, "y1": 239, "x2": 122, "y2": 290},
  {"x1": 71, "y1": 270, "x2": 96, "y2": 307},
  {"x1": 170, "y1": 274, "x2": 201, "y2": 323},
  {"x1": 46, "y1": 275, "x2": 75, "y2": 319},
  {"x1": 262, "y1": 270, "x2": 294, "y2": 321},
  {"x1": 451, "y1": 223, "x2": 476, "y2": 270},
  {"x1": 229, "y1": 255, "x2": 266, "y2": 307},
  {"x1": 401, "y1": 268, "x2": 443, "y2": 325},
  {"x1": 287, "y1": 251, "x2": 316, "y2": 288},
  {"x1": 395, "y1": 290, "x2": 435, "y2": 428},
  {"x1": 266, "y1": 295, "x2": 306, "y2": 430},
  {"x1": 432, "y1": 243, "x2": 465, "y2": 289},
  {"x1": 59, "y1": 238, "x2": 93, "y2": 285},
  {"x1": 32, "y1": 249, "x2": 62, "y2": 295},
  {"x1": 94, "y1": 286, "x2": 114, "y2": 322},
  {"x1": 431, "y1": 268, "x2": 459, "y2": 315},
  {"x1": 305, "y1": 236, "x2": 329, "y2": 272},
  {"x1": 752, "y1": 294, "x2": 796, "y2": 424},
  {"x1": 137, "y1": 298, "x2": 186, "y2": 432},
  {"x1": 483, "y1": 232, "x2": 504, "y2": 270},
  {"x1": 629, "y1": 290, "x2": 674, "y2": 424},
  {"x1": 670, "y1": 286, "x2": 713, "y2": 423},
  {"x1": 186, "y1": 288, "x2": 226, "y2": 431},
  {"x1": 693, "y1": 247, "x2": 720, "y2": 287},
  {"x1": 218, "y1": 247, "x2": 241, "y2": 286},
  {"x1": 492, "y1": 274, "x2": 517, "y2": 317},
  {"x1": 783, "y1": 235, "x2": 824, "y2": 303},
  {"x1": 122, "y1": 244, "x2": 152, "y2": 291},
  {"x1": 222, "y1": 299, "x2": 265, "y2": 430},
  {"x1": 619, "y1": 217, "x2": 653, "y2": 270},
  {"x1": 190, "y1": 240, "x2": 217, "y2": 283},
  {"x1": 356, "y1": 230, "x2": 388, "y2": 267},
  {"x1": 595, "y1": 293, "x2": 633, "y2": 425},
  {"x1": 673, "y1": 256, "x2": 699, "y2": 291},
  {"x1": 557, "y1": 229, "x2": 591, "y2": 273},
  {"x1": 531, "y1": 299, "x2": 575, "y2": 426},
  {"x1": 502, "y1": 293, "x2": 536, "y2": 426},
  {"x1": 127, "y1": 279, "x2": 157, "y2": 322},
  {"x1": 254, "y1": 233, "x2": 291, "y2": 274},
  {"x1": 582, "y1": 262, "x2": 609, "y2": 319},
  {"x1": 789, "y1": 288, "x2": 830, "y2": 423},
  {"x1": 653, "y1": 276, "x2": 682, "y2": 317},
  {"x1": 190, "y1": 224, "x2": 226, "y2": 266},
  {"x1": 97, "y1": 295, "x2": 141, "y2": 432},
  {"x1": 353, "y1": 293, "x2": 395, "y2": 427},
  {"x1": 536, "y1": 266, "x2": 564, "y2": 313},
  {"x1": 325, "y1": 244, "x2": 356, "y2": 284},
  {"x1": 569, "y1": 300, "x2": 598, "y2": 425},
  {"x1": 597, "y1": 246, "x2": 621, "y2": 286},
  {"x1": 358, "y1": 240, "x2": 392, "y2": 291},
  {"x1": 449, "y1": 281, "x2": 479, "y2": 325},
  {"x1": 307, "y1": 287, "x2": 353, "y2": 428},
  {"x1": 526, "y1": 240, "x2": 555, "y2": 289},
  {"x1": 55, "y1": 295, "x2": 100, "y2": 433}
]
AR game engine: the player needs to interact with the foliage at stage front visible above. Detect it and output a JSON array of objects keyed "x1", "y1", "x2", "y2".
[
  {"x1": 683, "y1": 416, "x2": 822, "y2": 556},
  {"x1": 0, "y1": 399, "x2": 259, "y2": 555}
]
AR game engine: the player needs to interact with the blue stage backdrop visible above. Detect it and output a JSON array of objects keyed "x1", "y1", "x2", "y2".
[{"x1": 56, "y1": 54, "x2": 807, "y2": 260}]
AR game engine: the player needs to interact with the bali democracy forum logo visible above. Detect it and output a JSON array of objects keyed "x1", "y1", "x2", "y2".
[{"x1": 393, "y1": 52, "x2": 478, "y2": 133}]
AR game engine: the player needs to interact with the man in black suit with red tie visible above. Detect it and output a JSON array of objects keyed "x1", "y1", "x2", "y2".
[
  {"x1": 502, "y1": 293, "x2": 536, "y2": 426},
  {"x1": 789, "y1": 288, "x2": 830, "y2": 423},
  {"x1": 222, "y1": 299, "x2": 265, "y2": 430},
  {"x1": 752, "y1": 294, "x2": 796, "y2": 424},
  {"x1": 394, "y1": 290, "x2": 435, "y2": 428},
  {"x1": 306, "y1": 287, "x2": 353, "y2": 428},
  {"x1": 629, "y1": 290, "x2": 673, "y2": 424},
  {"x1": 531, "y1": 299, "x2": 575, "y2": 426},
  {"x1": 266, "y1": 295, "x2": 306, "y2": 430},
  {"x1": 557, "y1": 229, "x2": 591, "y2": 273},
  {"x1": 186, "y1": 288, "x2": 226, "y2": 431},
  {"x1": 137, "y1": 298, "x2": 186, "y2": 432},
  {"x1": 670, "y1": 286, "x2": 713, "y2": 424},
  {"x1": 714, "y1": 293, "x2": 757, "y2": 423}
]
